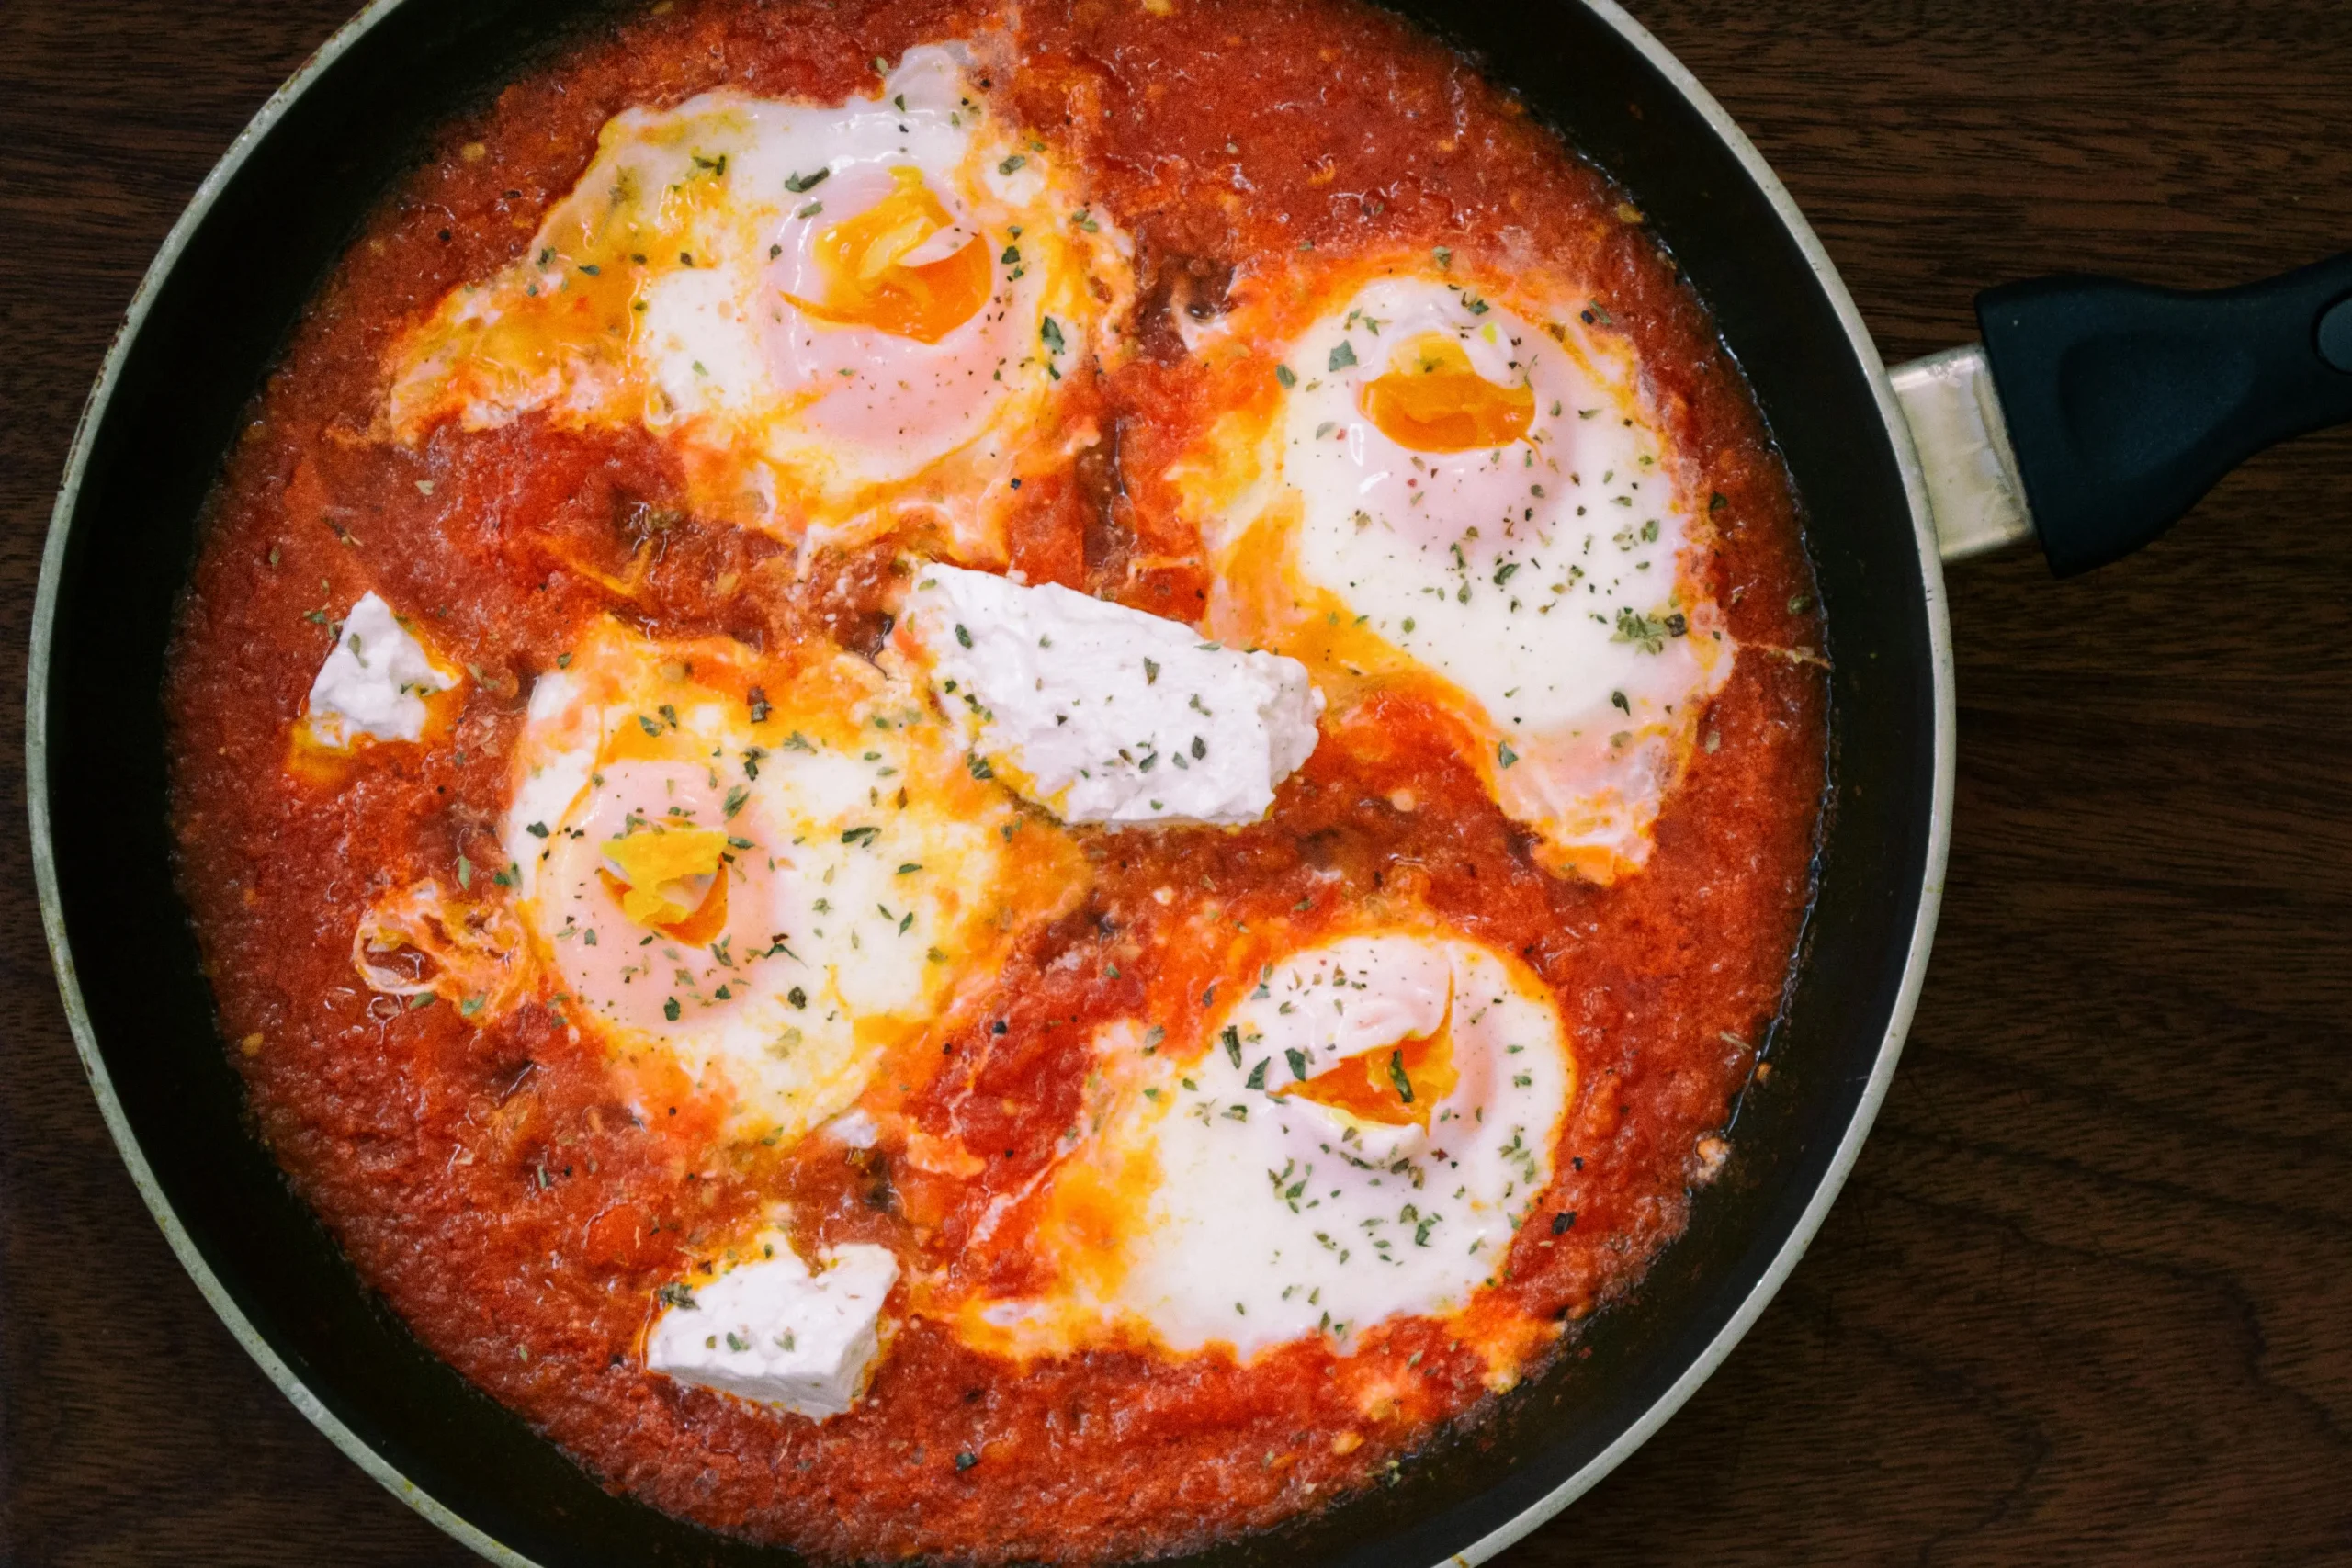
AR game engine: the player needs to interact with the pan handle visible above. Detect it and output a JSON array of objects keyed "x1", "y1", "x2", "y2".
[{"x1": 1892, "y1": 252, "x2": 2352, "y2": 573}]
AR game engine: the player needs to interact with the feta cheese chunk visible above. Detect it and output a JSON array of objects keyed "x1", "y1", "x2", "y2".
[
  {"x1": 645, "y1": 1237, "x2": 899, "y2": 1418},
  {"x1": 899, "y1": 565, "x2": 1322, "y2": 826},
  {"x1": 301, "y1": 592, "x2": 455, "y2": 750}
]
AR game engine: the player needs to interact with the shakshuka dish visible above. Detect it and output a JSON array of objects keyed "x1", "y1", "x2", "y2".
[{"x1": 167, "y1": 0, "x2": 1826, "y2": 1559}]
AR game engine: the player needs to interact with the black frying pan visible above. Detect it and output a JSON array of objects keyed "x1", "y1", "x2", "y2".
[{"x1": 28, "y1": 1, "x2": 2352, "y2": 1563}]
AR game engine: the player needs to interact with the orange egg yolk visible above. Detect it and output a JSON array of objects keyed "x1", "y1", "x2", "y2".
[
  {"x1": 601, "y1": 827, "x2": 733, "y2": 942},
  {"x1": 786, "y1": 166, "x2": 993, "y2": 344},
  {"x1": 1359, "y1": 332, "x2": 1536, "y2": 452},
  {"x1": 1277, "y1": 995, "x2": 1461, "y2": 1130}
]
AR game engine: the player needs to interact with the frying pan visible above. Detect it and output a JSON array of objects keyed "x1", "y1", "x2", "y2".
[{"x1": 28, "y1": 0, "x2": 2352, "y2": 1562}]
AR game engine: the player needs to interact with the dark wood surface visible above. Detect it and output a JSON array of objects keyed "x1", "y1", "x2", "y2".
[{"x1": 5, "y1": 0, "x2": 2349, "y2": 1561}]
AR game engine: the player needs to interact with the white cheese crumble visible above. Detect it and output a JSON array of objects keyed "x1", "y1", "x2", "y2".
[
  {"x1": 900, "y1": 565, "x2": 1322, "y2": 826},
  {"x1": 301, "y1": 592, "x2": 454, "y2": 750},
  {"x1": 645, "y1": 1237, "x2": 898, "y2": 1419}
]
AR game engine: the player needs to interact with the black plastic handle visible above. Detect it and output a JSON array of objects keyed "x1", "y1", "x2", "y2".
[{"x1": 1976, "y1": 252, "x2": 2352, "y2": 576}]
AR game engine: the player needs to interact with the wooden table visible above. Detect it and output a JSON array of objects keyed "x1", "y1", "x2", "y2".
[{"x1": 4, "y1": 1, "x2": 2347, "y2": 1561}]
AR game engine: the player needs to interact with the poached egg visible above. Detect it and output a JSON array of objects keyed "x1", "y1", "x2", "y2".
[
  {"x1": 1183, "y1": 268, "x2": 1736, "y2": 882},
  {"x1": 386, "y1": 46, "x2": 1132, "y2": 561}
]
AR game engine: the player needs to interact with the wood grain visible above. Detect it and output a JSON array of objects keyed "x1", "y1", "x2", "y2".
[{"x1": 2, "y1": 1, "x2": 2347, "y2": 1562}]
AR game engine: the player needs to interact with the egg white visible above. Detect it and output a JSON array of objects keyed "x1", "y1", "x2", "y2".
[
  {"x1": 498, "y1": 619, "x2": 1082, "y2": 1143},
  {"x1": 385, "y1": 45, "x2": 1132, "y2": 559},
  {"x1": 1188, "y1": 270, "x2": 1736, "y2": 883},
  {"x1": 950, "y1": 927, "x2": 1572, "y2": 1361}
]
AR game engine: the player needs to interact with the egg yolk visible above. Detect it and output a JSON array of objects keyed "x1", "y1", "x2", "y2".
[
  {"x1": 601, "y1": 827, "x2": 732, "y2": 941},
  {"x1": 1359, "y1": 332, "x2": 1536, "y2": 453},
  {"x1": 786, "y1": 166, "x2": 993, "y2": 344},
  {"x1": 1277, "y1": 993, "x2": 1461, "y2": 1130}
]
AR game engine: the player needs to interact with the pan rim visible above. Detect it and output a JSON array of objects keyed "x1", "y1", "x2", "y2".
[
  {"x1": 26, "y1": 2, "x2": 546, "y2": 1562},
  {"x1": 23, "y1": 1, "x2": 1955, "y2": 1563}
]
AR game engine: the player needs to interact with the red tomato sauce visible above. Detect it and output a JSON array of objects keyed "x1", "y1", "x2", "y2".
[{"x1": 167, "y1": 0, "x2": 1826, "y2": 1560}]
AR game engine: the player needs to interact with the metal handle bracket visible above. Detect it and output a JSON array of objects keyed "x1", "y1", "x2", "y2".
[{"x1": 1889, "y1": 344, "x2": 2036, "y2": 563}]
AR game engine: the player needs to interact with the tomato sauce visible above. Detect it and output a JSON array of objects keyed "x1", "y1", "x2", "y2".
[{"x1": 167, "y1": 0, "x2": 1826, "y2": 1559}]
